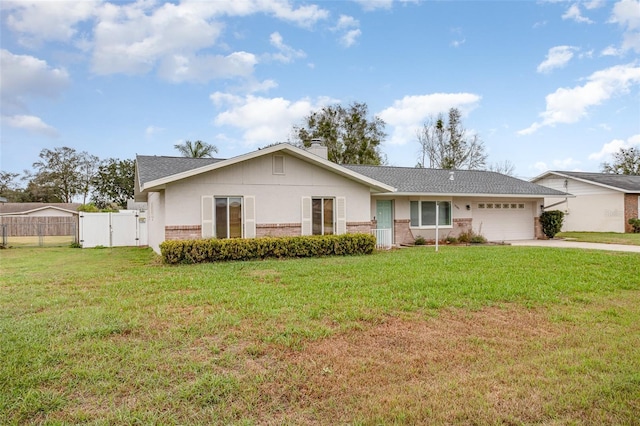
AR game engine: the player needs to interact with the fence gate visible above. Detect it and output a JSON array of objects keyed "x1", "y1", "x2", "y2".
[{"x1": 79, "y1": 211, "x2": 147, "y2": 248}]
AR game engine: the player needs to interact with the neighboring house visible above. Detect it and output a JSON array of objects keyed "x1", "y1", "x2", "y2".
[
  {"x1": 135, "y1": 143, "x2": 569, "y2": 253},
  {"x1": 0, "y1": 203, "x2": 81, "y2": 217},
  {"x1": 0, "y1": 203, "x2": 81, "y2": 238},
  {"x1": 532, "y1": 171, "x2": 640, "y2": 233}
]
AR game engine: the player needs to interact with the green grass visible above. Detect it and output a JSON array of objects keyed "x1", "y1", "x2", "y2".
[
  {"x1": 1, "y1": 246, "x2": 639, "y2": 424},
  {"x1": 557, "y1": 231, "x2": 640, "y2": 246}
]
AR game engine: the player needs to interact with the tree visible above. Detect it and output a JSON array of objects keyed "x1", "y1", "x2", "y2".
[
  {"x1": 292, "y1": 101, "x2": 386, "y2": 165},
  {"x1": 174, "y1": 140, "x2": 218, "y2": 158},
  {"x1": 416, "y1": 108, "x2": 487, "y2": 170},
  {"x1": 91, "y1": 158, "x2": 135, "y2": 209},
  {"x1": 488, "y1": 160, "x2": 516, "y2": 176},
  {"x1": 602, "y1": 147, "x2": 640, "y2": 175},
  {"x1": 0, "y1": 171, "x2": 20, "y2": 195},
  {"x1": 30, "y1": 146, "x2": 84, "y2": 203},
  {"x1": 78, "y1": 153, "x2": 100, "y2": 204}
]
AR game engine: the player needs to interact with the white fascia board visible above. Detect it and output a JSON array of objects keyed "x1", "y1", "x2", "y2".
[
  {"x1": 531, "y1": 171, "x2": 632, "y2": 193},
  {"x1": 141, "y1": 143, "x2": 396, "y2": 193},
  {"x1": 376, "y1": 192, "x2": 574, "y2": 198},
  {"x1": 1, "y1": 206, "x2": 79, "y2": 215}
]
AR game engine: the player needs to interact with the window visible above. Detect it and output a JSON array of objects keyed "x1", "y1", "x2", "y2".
[
  {"x1": 410, "y1": 201, "x2": 451, "y2": 227},
  {"x1": 312, "y1": 197, "x2": 334, "y2": 235},
  {"x1": 215, "y1": 197, "x2": 242, "y2": 238}
]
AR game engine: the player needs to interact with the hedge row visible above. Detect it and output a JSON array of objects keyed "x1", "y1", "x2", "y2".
[{"x1": 160, "y1": 233, "x2": 377, "y2": 264}]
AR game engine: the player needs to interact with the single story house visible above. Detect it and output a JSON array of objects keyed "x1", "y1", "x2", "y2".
[
  {"x1": 0, "y1": 202, "x2": 81, "y2": 217},
  {"x1": 135, "y1": 143, "x2": 569, "y2": 253},
  {"x1": 0, "y1": 203, "x2": 81, "y2": 238},
  {"x1": 532, "y1": 171, "x2": 640, "y2": 233}
]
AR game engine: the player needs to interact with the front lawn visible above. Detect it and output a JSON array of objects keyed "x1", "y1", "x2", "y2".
[
  {"x1": 1, "y1": 246, "x2": 639, "y2": 424},
  {"x1": 557, "y1": 231, "x2": 640, "y2": 246}
]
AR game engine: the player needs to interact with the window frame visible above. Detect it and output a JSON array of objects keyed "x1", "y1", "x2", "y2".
[
  {"x1": 214, "y1": 196, "x2": 243, "y2": 239},
  {"x1": 311, "y1": 197, "x2": 335, "y2": 235},
  {"x1": 410, "y1": 200, "x2": 452, "y2": 228}
]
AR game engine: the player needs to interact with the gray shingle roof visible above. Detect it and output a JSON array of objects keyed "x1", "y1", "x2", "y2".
[
  {"x1": 344, "y1": 165, "x2": 569, "y2": 196},
  {"x1": 549, "y1": 171, "x2": 640, "y2": 192},
  {"x1": 0, "y1": 203, "x2": 82, "y2": 214},
  {"x1": 136, "y1": 155, "x2": 224, "y2": 186}
]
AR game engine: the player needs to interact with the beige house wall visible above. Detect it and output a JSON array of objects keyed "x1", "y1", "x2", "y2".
[
  {"x1": 536, "y1": 176, "x2": 625, "y2": 233},
  {"x1": 147, "y1": 191, "x2": 165, "y2": 253},
  {"x1": 157, "y1": 153, "x2": 372, "y2": 247}
]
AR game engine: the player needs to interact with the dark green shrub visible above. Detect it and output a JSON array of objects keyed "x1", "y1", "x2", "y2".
[
  {"x1": 445, "y1": 236, "x2": 458, "y2": 244},
  {"x1": 629, "y1": 218, "x2": 640, "y2": 233},
  {"x1": 539, "y1": 210, "x2": 565, "y2": 238},
  {"x1": 414, "y1": 235, "x2": 426, "y2": 246},
  {"x1": 160, "y1": 233, "x2": 377, "y2": 264}
]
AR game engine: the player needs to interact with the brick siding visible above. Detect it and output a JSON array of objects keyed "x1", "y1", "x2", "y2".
[
  {"x1": 165, "y1": 225, "x2": 201, "y2": 240},
  {"x1": 346, "y1": 221, "x2": 373, "y2": 234},
  {"x1": 624, "y1": 194, "x2": 639, "y2": 233},
  {"x1": 394, "y1": 219, "x2": 414, "y2": 245},
  {"x1": 256, "y1": 223, "x2": 301, "y2": 237},
  {"x1": 533, "y1": 217, "x2": 545, "y2": 239}
]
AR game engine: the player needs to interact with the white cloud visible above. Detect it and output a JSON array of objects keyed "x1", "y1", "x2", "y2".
[
  {"x1": 562, "y1": 3, "x2": 594, "y2": 23},
  {"x1": 332, "y1": 15, "x2": 362, "y2": 47},
  {"x1": 378, "y1": 93, "x2": 482, "y2": 145},
  {"x1": 210, "y1": 94, "x2": 336, "y2": 146},
  {"x1": 588, "y1": 134, "x2": 640, "y2": 160},
  {"x1": 537, "y1": 46, "x2": 577, "y2": 73},
  {"x1": 601, "y1": 45, "x2": 622, "y2": 56},
  {"x1": 0, "y1": 49, "x2": 70, "y2": 113},
  {"x1": 353, "y1": 0, "x2": 394, "y2": 11},
  {"x1": 145, "y1": 125, "x2": 164, "y2": 138},
  {"x1": 532, "y1": 157, "x2": 581, "y2": 173},
  {"x1": 268, "y1": 32, "x2": 306, "y2": 63},
  {"x1": 157, "y1": 52, "x2": 258, "y2": 83},
  {"x1": 518, "y1": 64, "x2": 640, "y2": 135},
  {"x1": 607, "y1": 0, "x2": 640, "y2": 54},
  {"x1": 2, "y1": 114, "x2": 58, "y2": 137},
  {"x1": 584, "y1": 0, "x2": 606, "y2": 9},
  {"x1": 340, "y1": 29, "x2": 362, "y2": 47},
  {"x1": 3, "y1": 0, "x2": 329, "y2": 82},
  {"x1": 2, "y1": 0, "x2": 97, "y2": 47}
]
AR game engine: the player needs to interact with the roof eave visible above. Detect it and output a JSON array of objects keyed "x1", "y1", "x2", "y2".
[
  {"x1": 140, "y1": 143, "x2": 396, "y2": 193},
  {"x1": 372, "y1": 191, "x2": 573, "y2": 198},
  {"x1": 532, "y1": 171, "x2": 635, "y2": 193}
]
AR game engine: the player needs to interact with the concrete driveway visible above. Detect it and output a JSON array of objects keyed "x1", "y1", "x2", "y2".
[{"x1": 509, "y1": 239, "x2": 640, "y2": 253}]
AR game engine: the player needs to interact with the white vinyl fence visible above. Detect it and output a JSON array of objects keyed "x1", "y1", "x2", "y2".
[
  {"x1": 372, "y1": 228, "x2": 392, "y2": 249},
  {"x1": 79, "y1": 210, "x2": 147, "y2": 248}
]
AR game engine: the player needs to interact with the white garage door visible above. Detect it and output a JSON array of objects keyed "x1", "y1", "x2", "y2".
[{"x1": 472, "y1": 201, "x2": 534, "y2": 241}]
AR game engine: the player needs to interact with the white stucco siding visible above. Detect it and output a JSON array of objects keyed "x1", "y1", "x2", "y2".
[
  {"x1": 538, "y1": 176, "x2": 625, "y2": 232},
  {"x1": 163, "y1": 153, "x2": 373, "y2": 227},
  {"x1": 147, "y1": 191, "x2": 165, "y2": 253}
]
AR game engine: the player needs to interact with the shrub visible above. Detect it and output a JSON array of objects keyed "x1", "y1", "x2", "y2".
[
  {"x1": 160, "y1": 233, "x2": 377, "y2": 264},
  {"x1": 457, "y1": 231, "x2": 472, "y2": 244},
  {"x1": 445, "y1": 236, "x2": 458, "y2": 244},
  {"x1": 539, "y1": 210, "x2": 565, "y2": 238},
  {"x1": 470, "y1": 234, "x2": 487, "y2": 244},
  {"x1": 629, "y1": 218, "x2": 640, "y2": 233},
  {"x1": 414, "y1": 235, "x2": 427, "y2": 246}
]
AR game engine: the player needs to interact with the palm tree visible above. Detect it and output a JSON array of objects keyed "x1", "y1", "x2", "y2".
[{"x1": 174, "y1": 140, "x2": 218, "y2": 158}]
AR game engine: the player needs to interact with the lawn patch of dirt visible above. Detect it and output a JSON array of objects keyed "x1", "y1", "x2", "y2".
[{"x1": 263, "y1": 305, "x2": 573, "y2": 425}]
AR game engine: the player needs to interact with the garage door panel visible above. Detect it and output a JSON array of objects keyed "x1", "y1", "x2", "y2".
[{"x1": 473, "y1": 202, "x2": 534, "y2": 241}]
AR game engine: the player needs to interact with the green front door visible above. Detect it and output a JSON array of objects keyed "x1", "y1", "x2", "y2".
[{"x1": 376, "y1": 200, "x2": 393, "y2": 244}]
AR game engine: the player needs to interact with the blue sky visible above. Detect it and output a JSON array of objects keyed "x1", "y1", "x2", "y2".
[{"x1": 1, "y1": 0, "x2": 639, "y2": 180}]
